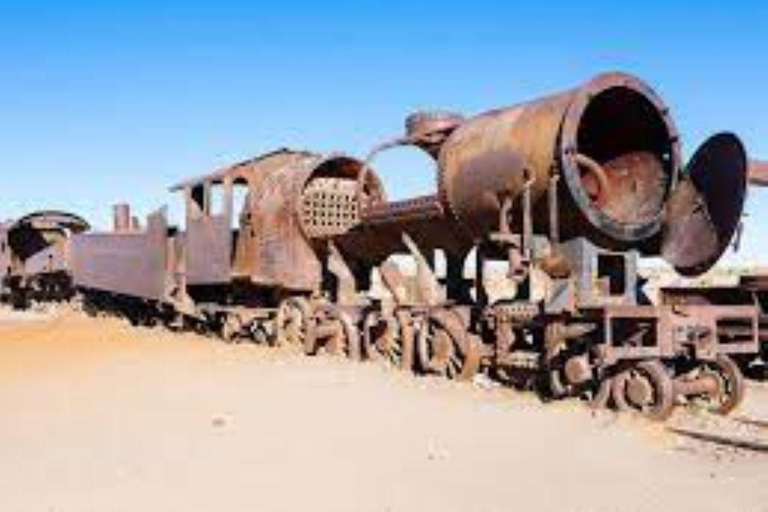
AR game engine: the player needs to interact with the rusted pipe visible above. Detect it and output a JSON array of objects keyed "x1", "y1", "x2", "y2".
[
  {"x1": 573, "y1": 153, "x2": 611, "y2": 202},
  {"x1": 356, "y1": 136, "x2": 410, "y2": 208},
  {"x1": 113, "y1": 203, "x2": 131, "y2": 233},
  {"x1": 522, "y1": 170, "x2": 534, "y2": 259},
  {"x1": 749, "y1": 160, "x2": 768, "y2": 186}
]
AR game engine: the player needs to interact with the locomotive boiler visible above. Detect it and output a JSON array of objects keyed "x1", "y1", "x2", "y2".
[
  {"x1": 337, "y1": 72, "x2": 756, "y2": 419},
  {"x1": 66, "y1": 71, "x2": 759, "y2": 420}
]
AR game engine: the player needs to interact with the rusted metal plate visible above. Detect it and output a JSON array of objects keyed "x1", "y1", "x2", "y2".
[
  {"x1": 71, "y1": 209, "x2": 168, "y2": 301},
  {"x1": 662, "y1": 280, "x2": 768, "y2": 359},
  {"x1": 22, "y1": 241, "x2": 68, "y2": 276},
  {"x1": 186, "y1": 215, "x2": 231, "y2": 285},
  {"x1": 601, "y1": 303, "x2": 758, "y2": 362},
  {"x1": 299, "y1": 177, "x2": 361, "y2": 238},
  {"x1": 245, "y1": 153, "x2": 322, "y2": 291},
  {"x1": 662, "y1": 133, "x2": 747, "y2": 276}
]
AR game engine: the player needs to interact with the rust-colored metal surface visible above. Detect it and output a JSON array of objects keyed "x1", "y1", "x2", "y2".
[
  {"x1": 343, "y1": 195, "x2": 467, "y2": 261},
  {"x1": 71, "y1": 209, "x2": 170, "y2": 301},
  {"x1": 4, "y1": 210, "x2": 89, "y2": 261},
  {"x1": 662, "y1": 133, "x2": 748, "y2": 276},
  {"x1": 353, "y1": 73, "x2": 683, "y2": 256},
  {"x1": 436, "y1": 72, "x2": 680, "y2": 248},
  {"x1": 351, "y1": 73, "x2": 748, "y2": 279},
  {"x1": 0, "y1": 211, "x2": 89, "y2": 304},
  {"x1": 74, "y1": 148, "x2": 384, "y2": 305},
  {"x1": 659, "y1": 156, "x2": 768, "y2": 378},
  {"x1": 10, "y1": 71, "x2": 760, "y2": 421},
  {"x1": 749, "y1": 160, "x2": 768, "y2": 186}
]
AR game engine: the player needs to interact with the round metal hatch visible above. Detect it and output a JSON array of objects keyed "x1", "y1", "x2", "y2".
[{"x1": 661, "y1": 132, "x2": 747, "y2": 276}]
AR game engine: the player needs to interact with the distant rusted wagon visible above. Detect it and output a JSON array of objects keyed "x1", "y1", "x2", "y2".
[{"x1": 0, "y1": 211, "x2": 89, "y2": 307}]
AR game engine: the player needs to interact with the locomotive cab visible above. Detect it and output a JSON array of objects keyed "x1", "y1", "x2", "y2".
[
  {"x1": 168, "y1": 149, "x2": 383, "y2": 302},
  {"x1": 173, "y1": 171, "x2": 249, "y2": 287}
]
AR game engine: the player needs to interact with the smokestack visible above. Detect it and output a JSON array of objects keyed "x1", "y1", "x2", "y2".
[{"x1": 113, "y1": 203, "x2": 131, "y2": 233}]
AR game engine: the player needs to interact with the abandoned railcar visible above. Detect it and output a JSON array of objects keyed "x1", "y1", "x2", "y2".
[{"x1": 0, "y1": 211, "x2": 89, "y2": 307}]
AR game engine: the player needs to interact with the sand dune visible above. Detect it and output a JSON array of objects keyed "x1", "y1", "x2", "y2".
[{"x1": 1, "y1": 309, "x2": 767, "y2": 512}]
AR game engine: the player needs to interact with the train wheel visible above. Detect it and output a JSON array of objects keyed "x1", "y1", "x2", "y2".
[
  {"x1": 250, "y1": 320, "x2": 271, "y2": 345},
  {"x1": 417, "y1": 309, "x2": 480, "y2": 382},
  {"x1": 699, "y1": 355, "x2": 745, "y2": 415},
  {"x1": 220, "y1": 315, "x2": 243, "y2": 343},
  {"x1": 612, "y1": 360, "x2": 674, "y2": 421},
  {"x1": 322, "y1": 310, "x2": 361, "y2": 361},
  {"x1": 363, "y1": 309, "x2": 416, "y2": 372},
  {"x1": 275, "y1": 297, "x2": 315, "y2": 352},
  {"x1": 361, "y1": 310, "x2": 387, "y2": 361}
]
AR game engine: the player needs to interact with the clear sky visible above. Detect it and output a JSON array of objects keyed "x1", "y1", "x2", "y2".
[{"x1": 1, "y1": 0, "x2": 767, "y2": 264}]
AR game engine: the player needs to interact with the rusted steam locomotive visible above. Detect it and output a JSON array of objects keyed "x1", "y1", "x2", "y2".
[{"x1": 8, "y1": 72, "x2": 760, "y2": 421}]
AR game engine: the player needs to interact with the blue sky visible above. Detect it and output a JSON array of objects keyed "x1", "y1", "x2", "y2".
[{"x1": 1, "y1": 0, "x2": 767, "y2": 263}]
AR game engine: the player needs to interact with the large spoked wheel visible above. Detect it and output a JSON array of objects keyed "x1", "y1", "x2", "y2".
[
  {"x1": 303, "y1": 302, "x2": 362, "y2": 360},
  {"x1": 275, "y1": 296, "x2": 315, "y2": 352},
  {"x1": 363, "y1": 309, "x2": 415, "y2": 372},
  {"x1": 699, "y1": 354, "x2": 746, "y2": 415},
  {"x1": 612, "y1": 360, "x2": 674, "y2": 421},
  {"x1": 416, "y1": 309, "x2": 481, "y2": 382},
  {"x1": 363, "y1": 310, "x2": 397, "y2": 362}
]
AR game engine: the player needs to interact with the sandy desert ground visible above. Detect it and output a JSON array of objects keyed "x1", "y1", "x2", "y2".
[{"x1": 1, "y1": 306, "x2": 767, "y2": 512}]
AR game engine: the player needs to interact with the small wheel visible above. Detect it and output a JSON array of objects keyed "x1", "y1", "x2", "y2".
[
  {"x1": 701, "y1": 354, "x2": 745, "y2": 415},
  {"x1": 220, "y1": 315, "x2": 242, "y2": 343},
  {"x1": 612, "y1": 360, "x2": 674, "y2": 421},
  {"x1": 275, "y1": 296, "x2": 315, "y2": 352},
  {"x1": 250, "y1": 320, "x2": 271, "y2": 345},
  {"x1": 417, "y1": 309, "x2": 480, "y2": 382}
]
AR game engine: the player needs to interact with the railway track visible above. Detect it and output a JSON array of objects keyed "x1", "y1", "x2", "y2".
[
  {"x1": 732, "y1": 415, "x2": 768, "y2": 430},
  {"x1": 668, "y1": 426, "x2": 768, "y2": 453},
  {"x1": 668, "y1": 412, "x2": 768, "y2": 454}
]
